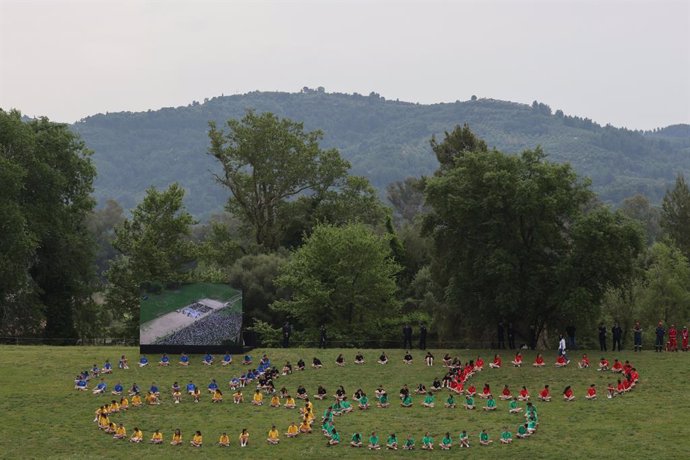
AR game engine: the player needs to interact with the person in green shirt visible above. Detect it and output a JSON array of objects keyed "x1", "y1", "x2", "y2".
[
  {"x1": 527, "y1": 416, "x2": 538, "y2": 434},
  {"x1": 500, "y1": 427, "x2": 512, "y2": 444},
  {"x1": 401, "y1": 393, "x2": 413, "y2": 407},
  {"x1": 328, "y1": 429, "x2": 341, "y2": 446},
  {"x1": 421, "y1": 432, "x2": 434, "y2": 450},
  {"x1": 422, "y1": 394, "x2": 435, "y2": 408},
  {"x1": 483, "y1": 396, "x2": 497, "y2": 411},
  {"x1": 340, "y1": 397, "x2": 353, "y2": 414},
  {"x1": 464, "y1": 395, "x2": 475, "y2": 410},
  {"x1": 516, "y1": 423, "x2": 529, "y2": 439},
  {"x1": 350, "y1": 432, "x2": 362, "y2": 447},
  {"x1": 358, "y1": 393, "x2": 369, "y2": 410},
  {"x1": 331, "y1": 400, "x2": 342, "y2": 416},
  {"x1": 440, "y1": 432, "x2": 452, "y2": 450},
  {"x1": 445, "y1": 393, "x2": 456, "y2": 408},
  {"x1": 403, "y1": 435, "x2": 415, "y2": 450},
  {"x1": 386, "y1": 433, "x2": 398, "y2": 450},
  {"x1": 368, "y1": 431, "x2": 381, "y2": 450},
  {"x1": 459, "y1": 430, "x2": 470, "y2": 448},
  {"x1": 377, "y1": 392, "x2": 389, "y2": 408},
  {"x1": 508, "y1": 397, "x2": 522, "y2": 413},
  {"x1": 479, "y1": 429, "x2": 492, "y2": 446}
]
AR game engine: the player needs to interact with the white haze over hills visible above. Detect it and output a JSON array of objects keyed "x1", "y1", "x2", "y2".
[{"x1": 1, "y1": 0, "x2": 688, "y2": 130}]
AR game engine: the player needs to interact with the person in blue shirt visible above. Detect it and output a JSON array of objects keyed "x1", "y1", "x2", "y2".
[
  {"x1": 243, "y1": 354, "x2": 252, "y2": 365},
  {"x1": 208, "y1": 379, "x2": 219, "y2": 393},
  {"x1": 102, "y1": 360, "x2": 113, "y2": 374},
  {"x1": 93, "y1": 379, "x2": 107, "y2": 395},
  {"x1": 139, "y1": 356, "x2": 149, "y2": 367},
  {"x1": 112, "y1": 382, "x2": 124, "y2": 395},
  {"x1": 150, "y1": 382, "x2": 160, "y2": 395},
  {"x1": 179, "y1": 353, "x2": 190, "y2": 366},
  {"x1": 159, "y1": 354, "x2": 170, "y2": 366},
  {"x1": 655, "y1": 321, "x2": 666, "y2": 352},
  {"x1": 128, "y1": 382, "x2": 140, "y2": 396},
  {"x1": 186, "y1": 381, "x2": 196, "y2": 394},
  {"x1": 203, "y1": 353, "x2": 214, "y2": 366},
  {"x1": 74, "y1": 378, "x2": 88, "y2": 391},
  {"x1": 171, "y1": 381, "x2": 181, "y2": 393},
  {"x1": 222, "y1": 353, "x2": 233, "y2": 366}
]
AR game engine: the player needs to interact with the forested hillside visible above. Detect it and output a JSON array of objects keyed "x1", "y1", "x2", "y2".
[{"x1": 72, "y1": 89, "x2": 690, "y2": 218}]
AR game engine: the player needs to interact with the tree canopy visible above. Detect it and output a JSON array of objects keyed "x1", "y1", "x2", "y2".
[{"x1": 423, "y1": 129, "x2": 644, "y2": 344}]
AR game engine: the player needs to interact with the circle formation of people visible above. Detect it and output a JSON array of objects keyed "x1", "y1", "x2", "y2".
[{"x1": 76, "y1": 348, "x2": 643, "y2": 450}]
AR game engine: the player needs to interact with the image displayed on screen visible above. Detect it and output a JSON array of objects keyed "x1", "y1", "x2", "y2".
[{"x1": 139, "y1": 283, "x2": 242, "y2": 346}]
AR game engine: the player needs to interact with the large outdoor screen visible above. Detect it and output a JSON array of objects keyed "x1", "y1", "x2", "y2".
[{"x1": 139, "y1": 283, "x2": 242, "y2": 347}]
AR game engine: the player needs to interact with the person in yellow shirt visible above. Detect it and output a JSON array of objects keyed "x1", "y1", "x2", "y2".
[
  {"x1": 252, "y1": 389, "x2": 264, "y2": 406},
  {"x1": 270, "y1": 394, "x2": 281, "y2": 407},
  {"x1": 109, "y1": 400, "x2": 120, "y2": 413},
  {"x1": 212, "y1": 389, "x2": 223, "y2": 403},
  {"x1": 233, "y1": 390, "x2": 243, "y2": 404},
  {"x1": 190, "y1": 430, "x2": 203, "y2": 447},
  {"x1": 97, "y1": 413, "x2": 109, "y2": 430},
  {"x1": 284, "y1": 395, "x2": 296, "y2": 409},
  {"x1": 149, "y1": 429, "x2": 163, "y2": 444},
  {"x1": 113, "y1": 423, "x2": 126, "y2": 439},
  {"x1": 192, "y1": 387, "x2": 201, "y2": 403},
  {"x1": 131, "y1": 393, "x2": 142, "y2": 407},
  {"x1": 130, "y1": 427, "x2": 143, "y2": 443},
  {"x1": 146, "y1": 392, "x2": 160, "y2": 405},
  {"x1": 299, "y1": 418, "x2": 312, "y2": 433},
  {"x1": 286, "y1": 422, "x2": 299, "y2": 438},
  {"x1": 239, "y1": 428, "x2": 249, "y2": 447},
  {"x1": 218, "y1": 432, "x2": 230, "y2": 447},
  {"x1": 119, "y1": 397, "x2": 129, "y2": 411},
  {"x1": 170, "y1": 428, "x2": 182, "y2": 445},
  {"x1": 106, "y1": 422, "x2": 116, "y2": 434},
  {"x1": 172, "y1": 389, "x2": 182, "y2": 404},
  {"x1": 267, "y1": 425, "x2": 280, "y2": 444}
]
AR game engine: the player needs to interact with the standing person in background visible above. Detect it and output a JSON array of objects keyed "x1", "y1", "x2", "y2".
[
  {"x1": 668, "y1": 325, "x2": 678, "y2": 352},
  {"x1": 612, "y1": 322, "x2": 623, "y2": 351},
  {"x1": 497, "y1": 321, "x2": 505, "y2": 349},
  {"x1": 565, "y1": 324, "x2": 576, "y2": 350},
  {"x1": 419, "y1": 323, "x2": 427, "y2": 350},
  {"x1": 282, "y1": 321, "x2": 292, "y2": 348},
  {"x1": 319, "y1": 325, "x2": 327, "y2": 349},
  {"x1": 507, "y1": 323, "x2": 515, "y2": 350},
  {"x1": 403, "y1": 324, "x2": 413, "y2": 349},
  {"x1": 681, "y1": 326, "x2": 689, "y2": 352},
  {"x1": 655, "y1": 321, "x2": 665, "y2": 352},
  {"x1": 557, "y1": 334, "x2": 568, "y2": 363},
  {"x1": 598, "y1": 323, "x2": 607, "y2": 352},
  {"x1": 633, "y1": 321, "x2": 643, "y2": 352}
]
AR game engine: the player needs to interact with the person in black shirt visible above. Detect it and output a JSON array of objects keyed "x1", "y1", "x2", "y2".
[
  {"x1": 419, "y1": 323, "x2": 427, "y2": 350},
  {"x1": 319, "y1": 325, "x2": 327, "y2": 349},
  {"x1": 507, "y1": 323, "x2": 516, "y2": 349},
  {"x1": 611, "y1": 322, "x2": 623, "y2": 351},
  {"x1": 403, "y1": 324, "x2": 413, "y2": 349},
  {"x1": 598, "y1": 323, "x2": 607, "y2": 351},
  {"x1": 497, "y1": 321, "x2": 506, "y2": 349},
  {"x1": 282, "y1": 321, "x2": 291, "y2": 348}
]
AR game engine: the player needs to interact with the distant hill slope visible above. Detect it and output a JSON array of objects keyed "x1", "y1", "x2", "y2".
[{"x1": 72, "y1": 90, "x2": 690, "y2": 218}]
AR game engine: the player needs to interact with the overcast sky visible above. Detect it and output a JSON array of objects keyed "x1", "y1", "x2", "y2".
[{"x1": 1, "y1": 0, "x2": 688, "y2": 129}]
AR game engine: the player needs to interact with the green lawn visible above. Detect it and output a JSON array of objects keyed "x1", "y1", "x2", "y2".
[
  {"x1": 1, "y1": 346, "x2": 688, "y2": 458},
  {"x1": 140, "y1": 283, "x2": 240, "y2": 323}
]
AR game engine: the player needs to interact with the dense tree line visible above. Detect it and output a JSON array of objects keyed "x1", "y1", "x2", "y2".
[{"x1": 4, "y1": 106, "x2": 690, "y2": 347}]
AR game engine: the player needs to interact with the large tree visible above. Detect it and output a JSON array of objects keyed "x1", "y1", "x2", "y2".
[
  {"x1": 208, "y1": 111, "x2": 350, "y2": 250},
  {"x1": 272, "y1": 223, "x2": 400, "y2": 344},
  {"x1": 0, "y1": 110, "x2": 96, "y2": 338},
  {"x1": 423, "y1": 131, "x2": 643, "y2": 345},
  {"x1": 106, "y1": 183, "x2": 196, "y2": 335},
  {"x1": 661, "y1": 174, "x2": 690, "y2": 258}
]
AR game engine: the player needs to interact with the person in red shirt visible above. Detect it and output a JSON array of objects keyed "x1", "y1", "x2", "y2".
[
  {"x1": 518, "y1": 386, "x2": 530, "y2": 401},
  {"x1": 562, "y1": 386, "x2": 575, "y2": 401},
  {"x1": 533, "y1": 354, "x2": 545, "y2": 367},
  {"x1": 511, "y1": 353, "x2": 523, "y2": 367},
  {"x1": 538, "y1": 385, "x2": 551, "y2": 402},
  {"x1": 669, "y1": 325, "x2": 678, "y2": 351},
  {"x1": 598, "y1": 357, "x2": 609, "y2": 371},
  {"x1": 682, "y1": 326, "x2": 689, "y2": 351},
  {"x1": 585, "y1": 384, "x2": 597, "y2": 400},
  {"x1": 611, "y1": 359, "x2": 623, "y2": 373},
  {"x1": 629, "y1": 368, "x2": 639, "y2": 384},
  {"x1": 466, "y1": 384, "x2": 476, "y2": 397},
  {"x1": 479, "y1": 383, "x2": 492, "y2": 399},
  {"x1": 555, "y1": 355, "x2": 568, "y2": 367},
  {"x1": 500, "y1": 385, "x2": 512, "y2": 401},
  {"x1": 578, "y1": 354, "x2": 590, "y2": 369},
  {"x1": 489, "y1": 354, "x2": 502, "y2": 369},
  {"x1": 616, "y1": 379, "x2": 626, "y2": 394},
  {"x1": 475, "y1": 357, "x2": 484, "y2": 372}
]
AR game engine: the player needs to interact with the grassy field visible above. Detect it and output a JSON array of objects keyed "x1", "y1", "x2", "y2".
[
  {"x1": 1, "y1": 346, "x2": 688, "y2": 459},
  {"x1": 140, "y1": 283, "x2": 240, "y2": 323}
]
